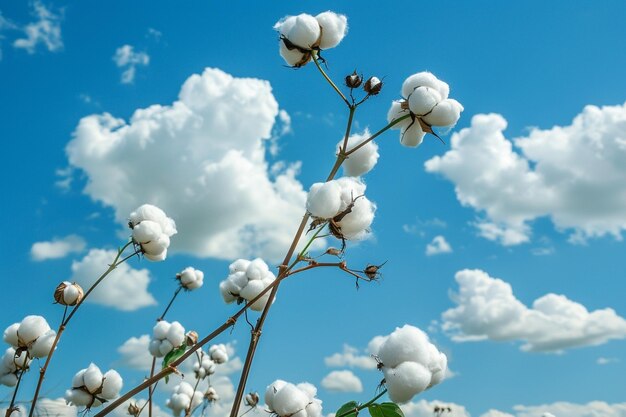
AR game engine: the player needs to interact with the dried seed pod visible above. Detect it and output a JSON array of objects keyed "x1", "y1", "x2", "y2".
[
  {"x1": 364, "y1": 77, "x2": 383, "y2": 95},
  {"x1": 127, "y1": 403, "x2": 140, "y2": 417},
  {"x1": 245, "y1": 392, "x2": 259, "y2": 407},
  {"x1": 185, "y1": 331, "x2": 198, "y2": 346},
  {"x1": 345, "y1": 71, "x2": 363, "y2": 88},
  {"x1": 54, "y1": 281, "x2": 84, "y2": 306},
  {"x1": 325, "y1": 247, "x2": 342, "y2": 257}
]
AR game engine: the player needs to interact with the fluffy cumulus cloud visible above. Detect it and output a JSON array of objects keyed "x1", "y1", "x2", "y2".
[
  {"x1": 425, "y1": 103, "x2": 626, "y2": 245},
  {"x1": 113, "y1": 44, "x2": 150, "y2": 84},
  {"x1": 324, "y1": 343, "x2": 378, "y2": 370},
  {"x1": 442, "y1": 269, "x2": 626, "y2": 352},
  {"x1": 425, "y1": 235, "x2": 452, "y2": 256},
  {"x1": 69, "y1": 249, "x2": 157, "y2": 311},
  {"x1": 509, "y1": 401, "x2": 626, "y2": 417},
  {"x1": 30, "y1": 234, "x2": 86, "y2": 261},
  {"x1": 13, "y1": 0, "x2": 63, "y2": 53},
  {"x1": 401, "y1": 400, "x2": 470, "y2": 417},
  {"x1": 117, "y1": 334, "x2": 152, "y2": 371},
  {"x1": 321, "y1": 370, "x2": 363, "y2": 393},
  {"x1": 66, "y1": 68, "x2": 307, "y2": 262}
]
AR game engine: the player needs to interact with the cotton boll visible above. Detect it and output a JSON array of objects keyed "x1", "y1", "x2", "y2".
[
  {"x1": 83, "y1": 364, "x2": 103, "y2": 394},
  {"x1": 18, "y1": 316, "x2": 51, "y2": 344},
  {"x1": 378, "y1": 325, "x2": 430, "y2": 368},
  {"x1": 401, "y1": 72, "x2": 443, "y2": 99},
  {"x1": 337, "y1": 197, "x2": 375, "y2": 239},
  {"x1": 29, "y1": 329, "x2": 57, "y2": 358},
  {"x1": 153, "y1": 321, "x2": 170, "y2": 340},
  {"x1": 306, "y1": 181, "x2": 342, "y2": 219},
  {"x1": 144, "y1": 249, "x2": 167, "y2": 262},
  {"x1": 265, "y1": 380, "x2": 288, "y2": 411},
  {"x1": 101, "y1": 370, "x2": 123, "y2": 399},
  {"x1": 229, "y1": 271, "x2": 248, "y2": 291},
  {"x1": 63, "y1": 283, "x2": 82, "y2": 305},
  {"x1": 240, "y1": 280, "x2": 266, "y2": 303},
  {"x1": 178, "y1": 267, "x2": 204, "y2": 290},
  {"x1": 408, "y1": 87, "x2": 442, "y2": 116},
  {"x1": 384, "y1": 361, "x2": 432, "y2": 403},
  {"x1": 246, "y1": 258, "x2": 270, "y2": 280},
  {"x1": 422, "y1": 99, "x2": 464, "y2": 127},
  {"x1": 0, "y1": 373, "x2": 18, "y2": 387},
  {"x1": 149, "y1": 339, "x2": 162, "y2": 357},
  {"x1": 159, "y1": 340, "x2": 174, "y2": 356},
  {"x1": 65, "y1": 389, "x2": 93, "y2": 407},
  {"x1": 141, "y1": 234, "x2": 170, "y2": 256},
  {"x1": 219, "y1": 280, "x2": 238, "y2": 303},
  {"x1": 279, "y1": 42, "x2": 308, "y2": 67},
  {"x1": 72, "y1": 369, "x2": 86, "y2": 388},
  {"x1": 129, "y1": 204, "x2": 177, "y2": 237},
  {"x1": 315, "y1": 11, "x2": 348, "y2": 49},
  {"x1": 339, "y1": 130, "x2": 380, "y2": 177},
  {"x1": 209, "y1": 344, "x2": 229, "y2": 364},
  {"x1": 229, "y1": 259, "x2": 251, "y2": 274},
  {"x1": 400, "y1": 122, "x2": 426, "y2": 148},
  {"x1": 177, "y1": 381, "x2": 195, "y2": 398},
  {"x1": 387, "y1": 101, "x2": 411, "y2": 129},
  {"x1": 166, "y1": 322, "x2": 186, "y2": 347},
  {"x1": 272, "y1": 383, "x2": 309, "y2": 416},
  {"x1": 286, "y1": 14, "x2": 321, "y2": 49},
  {"x1": 190, "y1": 391, "x2": 203, "y2": 409},
  {"x1": 3, "y1": 323, "x2": 19, "y2": 347},
  {"x1": 131, "y1": 220, "x2": 163, "y2": 243},
  {"x1": 296, "y1": 382, "x2": 317, "y2": 399},
  {"x1": 428, "y1": 353, "x2": 447, "y2": 388},
  {"x1": 306, "y1": 400, "x2": 323, "y2": 417}
]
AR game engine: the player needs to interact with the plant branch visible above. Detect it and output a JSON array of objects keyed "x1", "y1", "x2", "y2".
[
  {"x1": 312, "y1": 52, "x2": 350, "y2": 107},
  {"x1": 345, "y1": 114, "x2": 410, "y2": 156},
  {"x1": 335, "y1": 389, "x2": 388, "y2": 417},
  {"x1": 5, "y1": 356, "x2": 29, "y2": 417}
]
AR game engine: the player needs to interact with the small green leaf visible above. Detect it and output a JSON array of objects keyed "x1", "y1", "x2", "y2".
[
  {"x1": 368, "y1": 402, "x2": 403, "y2": 417},
  {"x1": 161, "y1": 343, "x2": 188, "y2": 383},
  {"x1": 336, "y1": 401, "x2": 359, "y2": 417}
]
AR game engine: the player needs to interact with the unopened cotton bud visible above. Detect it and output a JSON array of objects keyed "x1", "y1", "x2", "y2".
[
  {"x1": 245, "y1": 392, "x2": 259, "y2": 407},
  {"x1": 408, "y1": 86, "x2": 442, "y2": 116},
  {"x1": 364, "y1": 77, "x2": 382, "y2": 95},
  {"x1": 345, "y1": 71, "x2": 362, "y2": 88},
  {"x1": 315, "y1": 11, "x2": 348, "y2": 49},
  {"x1": 185, "y1": 331, "x2": 198, "y2": 346},
  {"x1": 127, "y1": 403, "x2": 140, "y2": 417},
  {"x1": 54, "y1": 281, "x2": 84, "y2": 306}
]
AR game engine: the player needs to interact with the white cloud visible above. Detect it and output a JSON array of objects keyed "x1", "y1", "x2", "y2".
[
  {"x1": 426, "y1": 235, "x2": 453, "y2": 256},
  {"x1": 321, "y1": 370, "x2": 363, "y2": 393},
  {"x1": 324, "y1": 344, "x2": 377, "y2": 370},
  {"x1": 480, "y1": 411, "x2": 515, "y2": 417},
  {"x1": 30, "y1": 234, "x2": 86, "y2": 261},
  {"x1": 117, "y1": 334, "x2": 152, "y2": 371},
  {"x1": 34, "y1": 398, "x2": 77, "y2": 417},
  {"x1": 69, "y1": 249, "x2": 157, "y2": 311},
  {"x1": 66, "y1": 68, "x2": 311, "y2": 262},
  {"x1": 442, "y1": 269, "x2": 626, "y2": 352},
  {"x1": 512, "y1": 401, "x2": 626, "y2": 417},
  {"x1": 13, "y1": 0, "x2": 63, "y2": 53},
  {"x1": 596, "y1": 356, "x2": 619, "y2": 365},
  {"x1": 425, "y1": 104, "x2": 626, "y2": 245},
  {"x1": 146, "y1": 28, "x2": 162, "y2": 41},
  {"x1": 401, "y1": 400, "x2": 470, "y2": 417},
  {"x1": 113, "y1": 44, "x2": 150, "y2": 84}
]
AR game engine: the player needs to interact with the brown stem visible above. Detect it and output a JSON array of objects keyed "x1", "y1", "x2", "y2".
[
  {"x1": 5, "y1": 356, "x2": 29, "y2": 417},
  {"x1": 345, "y1": 114, "x2": 410, "y2": 156}
]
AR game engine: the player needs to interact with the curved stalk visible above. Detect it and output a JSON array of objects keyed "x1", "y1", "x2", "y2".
[{"x1": 312, "y1": 52, "x2": 350, "y2": 107}]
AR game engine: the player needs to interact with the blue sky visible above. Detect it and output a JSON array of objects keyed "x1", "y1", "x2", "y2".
[{"x1": 1, "y1": 1, "x2": 626, "y2": 417}]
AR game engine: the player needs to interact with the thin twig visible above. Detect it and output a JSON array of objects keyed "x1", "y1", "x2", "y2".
[{"x1": 312, "y1": 52, "x2": 350, "y2": 107}]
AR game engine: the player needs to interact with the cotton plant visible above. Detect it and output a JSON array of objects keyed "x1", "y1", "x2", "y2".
[
  {"x1": 3, "y1": 316, "x2": 56, "y2": 359},
  {"x1": 64, "y1": 363, "x2": 123, "y2": 409},
  {"x1": 219, "y1": 258, "x2": 276, "y2": 311},
  {"x1": 176, "y1": 267, "x2": 204, "y2": 290},
  {"x1": 149, "y1": 320, "x2": 186, "y2": 358},
  {"x1": 274, "y1": 11, "x2": 348, "y2": 67},
  {"x1": 265, "y1": 380, "x2": 322, "y2": 417},
  {"x1": 0, "y1": 348, "x2": 31, "y2": 387},
  {"x1": 165, "y1": 381, "x2": 203, "y2": 417},
  {"x1": 129, "y1": 204, "x2": 178, "y2": 261},
  {"x1": 387, "y1": 72, "x2": 464, "y2": 147}
]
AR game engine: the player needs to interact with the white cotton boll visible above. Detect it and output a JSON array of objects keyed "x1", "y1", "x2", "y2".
[
  {"x1": 292, "y1": 410, "x2": 307, "y2": 417},
  {"x1": 265, "y1": 380, "x2": 288, "y2": 410},
  {"x1": 159, "y1": 340, "x2": 174, "y2": 356},
  {"x1": 166, "y1": 393, "x2": 190, "y2": 416},
  {"x1": 401, "y1": 72, "x2": 442, "y2": 99},
  {"x1": 3, "y1": 323, "x2": 19, "y2": 347},
  {"x1": 166, "y1": 322, "x2": 185, "y2": 347},
  {"x1": 144, "y1": 249, "x2": 167, "y2": 262},
  {"x1": 209, "y1": 344, "x2": 229, "y2": 364},
  {"x1": 153, "y1": 321, "x2": 170, "y2": 340},
  {"x1": 148, "y1": 339, "x2": 162, "y2": 357},
  {"x1": 384, "y1": 361, "x2": 432, "y2": 403},
  {"x1": 18, "y1": 316, "x2": 51, "y2": 344},
  {"x1": 315, "y1": 11, "x2": 348, "y2": 49},
  {"x1": 65, "y1": 389, "x2": 93, "y2": 407},
  {"x1": 0, "y1": 373, "x2": 18, "y2": 387},
  {"x1": 131, "y1": 220, "x2": 162, "y2": 243},
  {"x1": 279, "y1": 42, "x2": 308, "y2": 67},
  {"x1": 272, "y1": 383, "x2": 309, "y2": 416},
  {"x1": 274, "y1": 15, "x2": 296, "y2": 35},
  {"x1": 230, "y1": 271, "x2": 249, "y2": 290},
  {"x1": 177, "y1": 381, "x2": 195, "y2": 398},
  {"x1": 306, "y1": 181, "x2": 342, "y2": 219},
  {"x1": 83, "y1": 364, "x2": 104, "y2": 394},
  {"x1": 378, "y1": 325, "x2": 430, "y2": 368},
  {"x1": 142, "y1": 234, "x2": 170, "y2": 256},
  {"x1": 428, "y1": 352, "x2": 447, "y2": 388},
  {"x1": 306, "y1": 400, "x2": 323, "y2": 417},
  {"x1": 296, "y1": 382, "x2": 317, "y2": 399},
  {"x1": 286, "y1": 14, "x2": 321, "y2": 49},
  {"x1": 240, "y1": 280, "x2": 266, "y2": 303},
  {"x1": 190, "y1": 391, "x2": 203, "y2": 409},
  {"x1": 178, "y1": 267, "x2": 204, "y2": 290},
  {"x1": 339, "y1": 131, "x2": 380, "y2": 177},
  {"x1": 400, "y1": 122, "x2": 426, "y2": 148},
  {"x1": 101, "y1": 370, "x2": 123, "y2": 399},
  {"x1": 63, "y1": 284, "x2": 81, "y2": 305},
  {"x1": 246, "y1": 258, "x2": 270, "y2": 280},
  {"x1": 219, "y1": 280, "x2": 238, "y2": 303},
  {"x1": 229, "y1": 259, "x2": 251, "y2": 274},
  {"x1": 336, "y1": 196, "x2": 375, "y2": 239},
  {"x1": 387, "y1": 101, "x2": 411, "y2": 129},
  {"x1": 29, "y1": 329, "x2": 56, "y2": 358},
  {"x1": 129, "y1": 204, "x2": 177, "y2": 237},
  {"x1": 71, "y1": 369, "x2": 86, "y2": 388},
  {"x1": 407, "y1": 87, "x2": 442, "y2": 116},
  {"x1": 422, "y1": 99, "x2": 464, "y2": 127}
]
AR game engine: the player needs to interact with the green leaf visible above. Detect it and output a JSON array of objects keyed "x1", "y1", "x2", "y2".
[
  {"x1": 336, "y1": 401, "x2": 359, "y2": 417},
  {"x1": 161, "y1": 343, "x2": 188, "y2": 383},
  {"x1": 368, "y1": 402, "x2": 404, "y2": 417}
]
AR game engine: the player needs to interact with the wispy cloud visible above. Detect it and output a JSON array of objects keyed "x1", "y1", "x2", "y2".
[
  {"x1": 13, "y1": 0, "x2": 63, "y2": 54},
  {"x1": 113, "y1": 44, "x2": 150, "y2": 84}
]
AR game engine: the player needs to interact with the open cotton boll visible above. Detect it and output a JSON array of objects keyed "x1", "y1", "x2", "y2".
[
  {"x1": 0, "y1": 373, "x2": 18, "y2": 387},
  {"x1": 2, "y1": 348, "x2": 30, "y2": 370},
  {"x1": 229, "y1": 259, "x2": 251, "y2": 274},
  {"x1": 3, "y1": 323, "x2": 19, "y2": 347},
  {"x1": 422, "y1": 99, "x2": 464, "y2": 127},
  {"x1": 384, "y1": 361, "x2": 432, "y2": 403},
  {"x1": 401, "y1": 122, "x2": 426, "y2": 148},
  {"x1": 219, "y1": 280, "x2": 238, "y2": 303},
  {"x1": 335, "y1": 196, "x2": 375, "y2": 239},
  {"x1": 387, "y1": 101, "x2": 411, "y2": 129},
  {"x1": 279, "y1": 42, "x2": 309, "y2": 67},
  {"x1": 339, "y1": 130, "x2": 380, "y2": 177},
  {"x1": 408, "y1": 87, "x2": 442, "y2": 116},
  {"x1": 177, "y1": 267, "x2": 204, "y2": 290},
  {"x1": 209, "y1": 344, "x2": 229, "y2": 364},
  {"x1": 315, "y1": 11, "x2": 348, "y2": 49},
  {"x1": 100, "y1": 370, "x2": 123, "y2": 399},
  {"x1": 18, "y1": 316, "x2": 51, "y2": 345},
  {"x1": 29, "y1": 330, "x2": 57, "y2": 358},
  {"x1": 153, "y1": 321, "x2": 170, "y2": 340},
  {"x1": 285, "y1": 14, "x2": 321, "y2": 49},
  {"x1": 220, "y1": 258, "x2": 275, "y2": 310},
  {"x1": 378, "y1": 325, "x2": 430, "y2": 368},
  {"x1": 265, "y1": 379, "x2": 288, "y2": 411},
  {"x1": 65, "y1": 388, "x2": 93, "y2": 407},
  {"x1": 401, "y1": 72, "x2": 448, "y2": 100},
  {"x1": 129, "y1": 204, "x2": 177, "y2": 237},
  {"x1": 272, "y1": 383, "x2": 310, "y2": 416},
  {"x1": 83, "y1": 364, "x2": 104, "y2": 394},
  {"x1": 306, "y1": 181, "x2": 342, "y2": 219},
  {"x1": 246, "y1": 258, "x2": 270, "y2": 280},
  {"x1": 166, "y1": 322, "x2": 186, "y2": 347}
]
